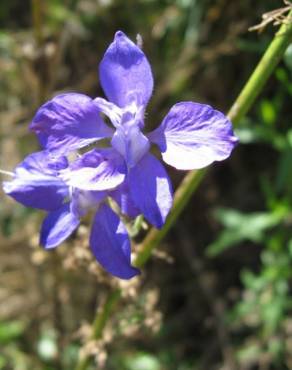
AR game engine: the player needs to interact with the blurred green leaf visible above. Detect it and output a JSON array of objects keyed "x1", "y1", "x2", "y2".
[
  {"x1": 237, "y1": 343, "x2": 261, "y2": 363},
  {"x1": 284, "y1": 44, "x2": 292, "y2": 72},
  {"x1": 262, "y1": 298, "x2": 284, "y2": 334},
  {"x1": 206, "y1": 208, "x2": 287, "y2": 257},
  {"x1": 124, "y1": 353, "x2": 161, "y2": 370},
  {"x1": 234, "y1": 123, "x2": 284, "y2": 149},
  {"x1": 267, "y1": 337, "x2": 283, "y2": 357},
  {"x1": 260, "y1": 99, "x2": 277, "y2": 126},
  {"x1": 0, "y1": 355, "x2": 7, "y2": 369},
  {"x1": 275, "y1": 67, "x2": 292, "y2": 96},
  {"x1": 0, "y1": 321, "x2": 25, "y2": 344}
]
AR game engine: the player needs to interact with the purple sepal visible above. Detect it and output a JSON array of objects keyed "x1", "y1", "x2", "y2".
[
  {"x1": 148, "y1": 102, "x2": 238, "y2": 170},
  {"x1": 3, "y1": 151, "x2": 68, "y2": 211},
  {"x1": 99, "y1": 31, "x2": 153, "y2": 108},
  {"x1": 30, "y1": 93, "x2": 113, "y2": 154},
  {"x1": 40, "y1": 203, "x2": 80, "y2": 249},
  {"x1": 90, "y1": 204, "x2": 140, "y2": 279},
  {"x1": 128, "y1": 153, "x2": 173, "y2": 228}
]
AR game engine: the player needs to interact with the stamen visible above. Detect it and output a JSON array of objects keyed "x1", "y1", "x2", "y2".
[{"x1": 0, "y1": 169, "x2": 14, "y2": 177}]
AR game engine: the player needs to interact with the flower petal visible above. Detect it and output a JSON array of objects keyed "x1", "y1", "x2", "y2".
[
  {"x1": 61, "y1": 149, "x2": 126, "y2": 191},
  {"x1": 99, "y1": 31, "x2": 153, "y2": 108},
  {"x1": 148, "y1": 102, "x2": 238, "y2": 170},
  {"x1": 111, "y1": 124, "x2": 150, "y2": 168},
  {"x1": 3, "y1": 151, "x2": 68, "y2": 211},
  {"x1": 30, "y1": 93, "x2": 113, "y2": 154},
  {"x1": 128, "y1": 153, "x2": 173, "y2": 228},
  {"x1": 40, "y1": 203, "x2": 80, "y2": 249},
  {"x1": 90, "y1": 204, "x2": 140, "y2": 279},
  {"x1": 111, "y1": 182, "x2": 140, "y2": 218}
]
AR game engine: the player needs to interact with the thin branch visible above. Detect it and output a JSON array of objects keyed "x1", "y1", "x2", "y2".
[{"x1": 249, "y1": 1, "x2": 292, "y2": 33}]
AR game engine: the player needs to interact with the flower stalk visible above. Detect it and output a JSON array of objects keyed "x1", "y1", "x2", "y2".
[
  {"x1": 75, "y1": 290, "x2": 122, "y2": 370},
  {"x1": 74, "y1": 13, "x2": 292, "y2": 370}
]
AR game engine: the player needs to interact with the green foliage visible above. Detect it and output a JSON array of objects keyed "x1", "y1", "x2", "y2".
[
  {"x1": 0, "y1": 321, "x2": 25, "y2": 344},
  {"x1": 206, "y1": 207, "x2": 287, "y2": 256},
  {"x1": 208, "y1": 60, "x2": 292, "y2": 367},
  {"x1": 122, "y1": 352, "x2": 161, "y2": 370}
]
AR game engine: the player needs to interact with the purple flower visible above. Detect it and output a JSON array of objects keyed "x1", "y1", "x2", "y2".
[
  {"x1": 29, "y1": 31, "x2": 237, "y2": 229},
  {"x1": 3, "y1": 150, "x2": 139, "y2": 279},
  {"x1": 2, "y1": 30, "x2": 239, "y2": 280}
]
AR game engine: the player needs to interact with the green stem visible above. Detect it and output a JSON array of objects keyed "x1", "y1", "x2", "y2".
[
  {"x1": 75, "y1": 290, "x2": 121, "y2": 370},
  {"x1": 92, "y1": 289, "x2": 121, "y2": 338},
  {"x1": 75, "y1": 15, "x2": 292, "y2": 370},
  {"x1": 228, "y1": 16, "x2": 292, "y2": 124}
]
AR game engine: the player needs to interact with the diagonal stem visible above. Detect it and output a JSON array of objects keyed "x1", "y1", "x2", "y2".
[
  {"x1": 75, "y1": 290, "x2": 121, "y2": 370},
  {"x1": 75, "y1": 13, "x2": 292, "y2": 370}
]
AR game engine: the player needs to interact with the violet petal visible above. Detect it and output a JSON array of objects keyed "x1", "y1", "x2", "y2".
[
  {"x1": 111, "y1": 123, "x2": 150, "y2": 168},
  {"x1": 99, "y1": 31, "x2": 153, "y2": 108},
  {"x1": 90, "y1": 204, "x2": 140, "y2": 279},
  {"x1": 40, "y1": 203, "x2": 80, "y2": 249},
  {"x1": 128, "y1": 153, "x2": 173, "y2": 228},
  {"x1": 61, "y1": 148, "x2": 126, "y2": 191},
  {"x1": 148, "y1": 102, "x2": 238, "y2": 170},
  {"x1": 3, "y1": 151, "x2": 68, "y2": 211},
  {"x1": 30, "y1": 93, "x2": 113, "y2": 154},
  {"x1": 111, "y1": 182, "x2": 140, "y2": 218}
]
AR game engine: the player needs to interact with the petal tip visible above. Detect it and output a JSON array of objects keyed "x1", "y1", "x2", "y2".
[
  {"x1": 115, "y1": 30, "x2": 126, "y2": 39},
  {"x1": 119, "y1": 266, "x2": 141, "y2": 280},
  {"x1": 153, "y1": 219, "x2": 164, "y2": 230},
  {"x1": 41, "y1": 240, "x2": 58, "y2": 250}
]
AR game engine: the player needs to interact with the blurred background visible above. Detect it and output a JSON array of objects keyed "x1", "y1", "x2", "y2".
[{"x1": 1, "y1": 0, "x2": 292, "y2": 369}]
